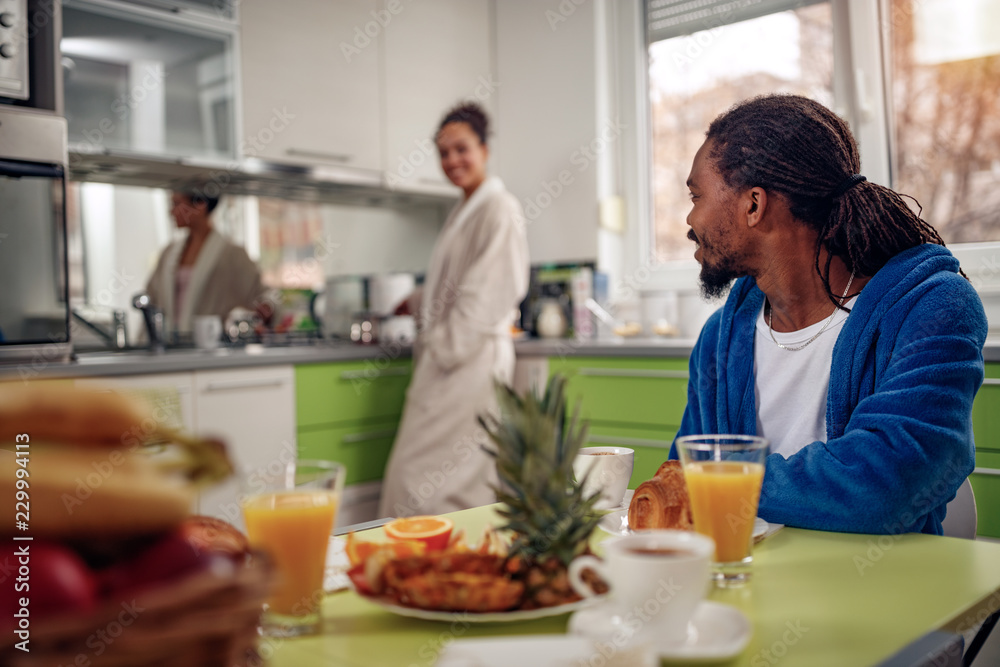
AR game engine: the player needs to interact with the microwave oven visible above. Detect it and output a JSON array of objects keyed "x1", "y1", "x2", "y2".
[{"x1": 0, "y1": 109, "x2": 71, "y2": 364}]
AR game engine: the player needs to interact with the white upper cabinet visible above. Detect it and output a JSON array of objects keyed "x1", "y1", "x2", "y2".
[
  {"x1": 240, "y1": 0, "x2": 382, "y2": 181},
  {"x1": 494, "y1": 0, "x2": 600, "y2": 264},
  {"x1": 382, "y1": 0, "x2": 492, "y2": 195}
]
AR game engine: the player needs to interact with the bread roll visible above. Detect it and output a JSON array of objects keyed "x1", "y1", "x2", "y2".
[{"x1": 627, "y1": 460, "x2": 694, "y2": 530}]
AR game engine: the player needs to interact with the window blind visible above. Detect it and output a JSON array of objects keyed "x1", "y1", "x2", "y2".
[{"x1": 647, "y1": 0, "x2": 826, "y2": 43}]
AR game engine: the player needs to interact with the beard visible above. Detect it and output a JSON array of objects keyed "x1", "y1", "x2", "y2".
[{"x1": 688, "y1": 228, "x2": 747, "y2": 300}]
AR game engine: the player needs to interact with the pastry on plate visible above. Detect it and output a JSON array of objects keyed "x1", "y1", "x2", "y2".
[{"x1": 627, "y1": 460, "x2": 694, "y2": 530}]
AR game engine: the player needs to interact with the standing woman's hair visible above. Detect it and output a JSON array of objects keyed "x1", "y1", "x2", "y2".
[
  {"x1": 437, "y1": 102, "x2": 490, "y2": 145},
  {"x1": 705, "y1": 94, "x2": 955, "y2": 308}
]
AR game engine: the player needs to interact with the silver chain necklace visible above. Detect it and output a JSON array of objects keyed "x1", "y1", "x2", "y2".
[{"x1": 767, "y1": 270, "x2": 855, "y2": 352}]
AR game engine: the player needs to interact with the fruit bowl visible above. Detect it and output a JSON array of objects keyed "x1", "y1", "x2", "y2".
[{"x1": 0, "y1": 555, "x2": 274, "y2": 667}]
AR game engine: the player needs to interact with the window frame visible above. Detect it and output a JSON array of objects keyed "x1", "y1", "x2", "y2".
[{"x1": 624, "y1": 0, "x2": 1000, "y2": 297}]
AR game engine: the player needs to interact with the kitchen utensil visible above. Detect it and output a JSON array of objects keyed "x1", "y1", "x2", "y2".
[
  {"x1": 193, "y1": 315, "x2": 222, "y2": 350},
  {"x1": 320, "y1": 276, "x2": 365, "y2": 339},
  {"x1": 536, "y1": 298, "x2": 568, "y2": 338},
  {"x1": 380, "y1": 315, "x2": 416, "y2": 345},
  {"x1": 573, "y1": 447, "x2": 635, "y2": 509},
  {"x1": 568, "y1": 530, "x2": 715, "y2": 645},
  {"x1": 369, "y1": 273, "x2": 415, "y2": 317},
  {"x1": 349, "y1": 312, "x2": 380, "y2": 345}
]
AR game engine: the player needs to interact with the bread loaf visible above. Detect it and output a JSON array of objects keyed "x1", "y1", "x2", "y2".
[{"x1": 627, "y1": 460, "x2": 694, "y2": 530}]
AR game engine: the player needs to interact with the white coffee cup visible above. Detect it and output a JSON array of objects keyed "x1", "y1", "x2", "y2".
[
  {"x1": 193, "y1": 315, "x2": 223, "y2": 350},
  {"x1": 569, "y1": 530, "x2": 714, "y2": 644},
  {"x1": 573, "y1": 446, "x2": 634, "y2": 509}
]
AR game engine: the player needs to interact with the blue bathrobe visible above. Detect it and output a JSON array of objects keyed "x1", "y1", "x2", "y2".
[{"x1": 673, "y1": 244, "x2": 987, "y2": 535}]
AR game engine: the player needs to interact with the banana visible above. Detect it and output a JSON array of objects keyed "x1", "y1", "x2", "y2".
[
  {"x1": 0, "y1": 382, "x2": 153, "y2": 447},
  {"x1": 0, "y1": 444, "x2": 195, "y2": 538},
  {"x1": 0, "y1": 383, "x2": 234, "y2": 538}
]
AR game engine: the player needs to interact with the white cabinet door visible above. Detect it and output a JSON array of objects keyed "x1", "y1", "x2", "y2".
[
  {"x1": 240, "y1": 0, "x2": 382, "y2": 178},
  {"x1": 494, "y1": 0, "x2": 600, "y2": 263},
  {"x1": 382, "y1": 0, "x2": 491, "y2": 195},
  {"x1": 192, "y1": 365, "x2": 296, "y2": 527},
  {"x1": 75, "y1": 373, "x2": 196, "y2": 434}
]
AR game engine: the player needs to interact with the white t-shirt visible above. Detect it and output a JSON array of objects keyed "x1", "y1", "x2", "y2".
[{"x1": 753, "y1": 297, "x2": 857, "y2": 458}]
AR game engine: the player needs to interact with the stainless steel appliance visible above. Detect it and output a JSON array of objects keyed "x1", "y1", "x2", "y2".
[
  {"x1": 0, "y1": 0, "x2": 29, "y2": 100},
  {"x1": 0, "y1": 0, "x2": 62, "y2": 113},
  {"x1": 0, "y1": 109, "x2": 70, "y2": 362}
]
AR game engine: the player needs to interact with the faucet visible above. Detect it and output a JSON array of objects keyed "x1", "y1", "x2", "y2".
[
  {"x1": 71, "y1": 308, "x2": 128, "y2": 350},
  {"x1": 132, "y1": 293, "x2": 165, "y2": 352}
]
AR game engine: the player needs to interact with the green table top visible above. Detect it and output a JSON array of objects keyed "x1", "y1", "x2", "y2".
[{"x1": 267, "y1": 505, "x2": 1000, "y2": 667}]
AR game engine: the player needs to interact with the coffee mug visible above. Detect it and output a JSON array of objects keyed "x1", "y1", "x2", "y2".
[
  {"x1": 568, "y1": 530, "x2": 714, "y2": 644},
  {"x1": 573, "y1": 446, "x2": 634, "y2": 509},
  {"x1": 193, "y1": 315, "x2": 223, "y2": 350}
]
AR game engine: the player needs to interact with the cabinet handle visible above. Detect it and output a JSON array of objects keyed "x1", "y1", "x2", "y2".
[
  {"x1": 286, "y1": 148, "x2": 352, "y2": 163},
  {"x1": 982, "y1": 379, "x2": 1000, "y2": 386},
  {"x1": 578, "y1": 368, "x2": 689, "y2": 379},
  {"x1": 203, "y1": 378, "x2": 285, "y2": 392},
  {"x1": 339, "y1": 367, "x2": 410, "y2": 381},
  {"x1": 587, "y1": 434, "x2": 673, "y2": 449},
  {"x1": 342, "y1": 428, "x2": 397, "y2": 444},
  {"x1": 418, "y1": 177, "x2": 447, "y2": 185},
  {"x1": 973, "y1": 467, "x2": 1000, "y2": 477}
]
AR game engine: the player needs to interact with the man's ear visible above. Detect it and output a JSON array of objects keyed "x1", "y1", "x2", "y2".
[{"x1": 745, "y1": 187, "x2": 767, "y2": 228}]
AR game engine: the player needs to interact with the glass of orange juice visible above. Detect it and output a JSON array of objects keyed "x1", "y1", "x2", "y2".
[
  {"x1": 241, "y1": 459, "x2": 345, "y2": 637},
  {"x1": 676, "y1": 435, "x2": 769, "y2": 588}
]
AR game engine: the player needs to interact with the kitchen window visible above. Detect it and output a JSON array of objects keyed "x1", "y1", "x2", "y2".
[
  {"x1": 644, "y1": 0, "x2": 1000, "y2": 268},
  {"x1": 887, "y1": 0, "x2": 1000, "y2": 245},
  {"x1": 648, "y1": 1, "x2": 834, "y2": 262}
]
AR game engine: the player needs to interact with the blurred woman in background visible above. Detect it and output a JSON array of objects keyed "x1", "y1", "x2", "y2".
[
  {"x1": 379, "y1": 103, "x2": 530, "y2": 517},
  {"x1": 146, "y1": 190, "x2": 272, "y2": 336}
]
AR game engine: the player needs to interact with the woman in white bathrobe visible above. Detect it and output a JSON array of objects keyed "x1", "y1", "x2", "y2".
[
  {"x1": 379, "y1": 103, "x2": 530, "y2": 517},
  {"x1": 146, "y1": 191, "x2": 272, "y2": 335}
]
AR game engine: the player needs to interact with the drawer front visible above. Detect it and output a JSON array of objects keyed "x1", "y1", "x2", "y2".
[
  {"x1": 296, "y1": 360, "x2": 412, "y2": 428},
  {"x1": 298, "y1": 423, "x2": 398, "y2": 485},
  {"x1": 549, "y1": 357, "x2": 689, "y2": 427},
  {"x1": 587, "y1": 423, "x2": 676, "y2": 489},
  {"x1": 974, "y1": 364, "x2": 1000, "y2": 453},
  {"x1": 970, "y1": 468, "x2": 1000, "y2": 538}
]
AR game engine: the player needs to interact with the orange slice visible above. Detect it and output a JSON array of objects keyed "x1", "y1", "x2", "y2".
[
  {"x1": 345, "y1": 532, "x2": 427, "y2": 566},
  {"x1": 384, "y1": 516, "x2": 454, "y2": 551}
]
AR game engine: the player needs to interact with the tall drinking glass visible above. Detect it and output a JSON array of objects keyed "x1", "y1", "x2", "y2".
[
  {"x1": 241, "y1": 459, "x2": 345, "y2": 637},
  {"x1": 675, "y1": 435, "x2": 769, "y2": 587}
]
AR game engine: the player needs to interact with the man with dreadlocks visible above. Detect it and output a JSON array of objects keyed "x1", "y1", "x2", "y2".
[{"x1": 670, "y1": 94, "x2": 986, "y2": 535}]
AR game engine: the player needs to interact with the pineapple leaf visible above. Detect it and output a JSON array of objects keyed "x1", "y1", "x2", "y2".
[{"x1": 479, "y1": 374, "x2": 605, "y2": 568}]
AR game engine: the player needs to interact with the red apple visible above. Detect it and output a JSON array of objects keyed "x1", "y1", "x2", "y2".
[
  {"x1": 99, "y1": 532, "x2": 208, "y2": 598},
  {"x1": 0, "y1": 541, "x2": 98, "y2": 628}
]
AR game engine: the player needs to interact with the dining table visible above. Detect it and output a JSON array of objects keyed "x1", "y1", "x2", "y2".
[{"x1": 268, "y1": 504, "x2": 1000, "y2": 667}]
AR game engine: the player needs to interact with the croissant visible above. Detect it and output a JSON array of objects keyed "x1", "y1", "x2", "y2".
[{"x1": 627, "y1": 460, "x2": 694, "y2": 530}]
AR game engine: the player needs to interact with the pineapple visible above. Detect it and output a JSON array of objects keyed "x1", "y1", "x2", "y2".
[{"x1": 479, "y1": 374, "x2": 606, "y2": 609}]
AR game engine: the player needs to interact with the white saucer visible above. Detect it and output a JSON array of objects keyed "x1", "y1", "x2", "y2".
[
  {"x1": 569, "y1": 600, "x2": 752, "y2": 663},
  {"x1": 600, "y1": 510, "x2": 770, "y2": 540}
]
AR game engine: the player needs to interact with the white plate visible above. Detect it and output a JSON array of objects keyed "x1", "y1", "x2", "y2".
[
  {"x1": 600, "y1": 511, "x2": 771, "y2": 540},
  {"x1": 358, "y1": 594, "x2": 605, "y2": 623},
  {"x1": 569, "y1": 600, "x2": 752, "y2": 663},
  {"x1": 436, "y1": 635, "x2": 657, "y2": 667}
]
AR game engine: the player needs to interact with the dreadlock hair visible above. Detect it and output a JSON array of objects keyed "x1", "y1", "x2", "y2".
[{"x1": 705, "y1": 94, "x2": 956, "y2": 309}]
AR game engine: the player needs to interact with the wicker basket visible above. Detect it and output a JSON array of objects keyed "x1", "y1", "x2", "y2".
[{"x1": 1, "y1": 558, "x2": 274, "y2": 667}]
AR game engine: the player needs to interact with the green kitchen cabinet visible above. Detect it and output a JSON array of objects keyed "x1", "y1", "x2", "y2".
[
  {"x1": 972, "y1": 363, "x2": 1000, "y2": 538},
  {"x1": 552, "y1": 356, "x2": 1000, "y2": 539},
  {"x1": 549, "y1": 357, "x2": 688, "y2": 489},
  {"x1": 295, "y1": 360, "x2": 413, "y2": 485},
  {"x1": 296, "y1": 360, "x2": 412, "y2": 428}
]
